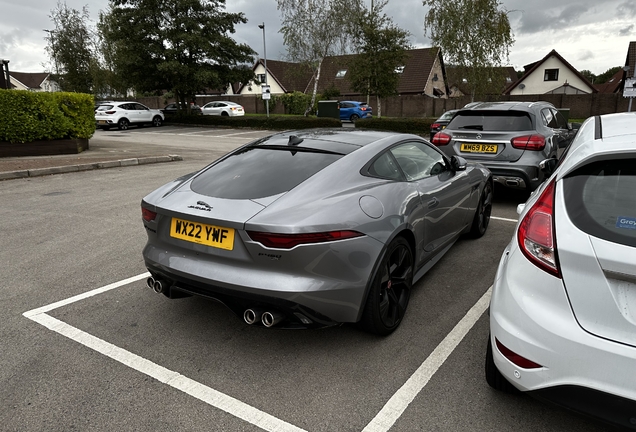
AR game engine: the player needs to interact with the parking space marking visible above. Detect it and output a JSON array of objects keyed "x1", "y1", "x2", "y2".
[
  {"x1": 23, "y1": 273, "x2": 307, "y2": 432},
  {"x1": 491, "y1": 216, "x2": 518, "y2": 223},
  {"x1": 362, "y1": 287, "x2": 492, "y2": 432}
]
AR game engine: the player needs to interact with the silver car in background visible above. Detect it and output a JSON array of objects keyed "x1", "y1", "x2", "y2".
[
  {"x1": 141, "y1": 129, "x2": 492, "y2": 335},
  {"x1": 432, "y1": 101, "x2": 576, "y2": 191},
  {"x1": 487, "y1": 112, "x2": 636, "y2": 428}
]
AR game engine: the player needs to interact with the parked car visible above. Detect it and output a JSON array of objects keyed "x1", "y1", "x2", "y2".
[
  {"x1": 162, "y1": 103, "x2": 202, "y2": 115},
  {"x1": 431, "y1": 101, "x2": 576, "y2": 191},
  {"x1": 94, "y1": 100, "x2": 115, "y2": 112},
  {"x1": 339, "y1": 101, "x2": 372, "y2": 122},
  {"x1": 429, "y1": 109, "x2": 458, "y2": 140},
  {"x1": 486, "y1": 112, "x2": 636, "y2": 428},
  {"x1": 141, "y1": 129, "x2": 492, "y2": 335},
  {"x1": 95, "y1": 102, "x2": 164, "y2": 130},
  {"x1": 201, "y1": 101, "x2": 245, "y2": 116}
]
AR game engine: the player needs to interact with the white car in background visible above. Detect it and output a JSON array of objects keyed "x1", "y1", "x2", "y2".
[
  {"x1": 201, "y1": 101, "x2": 245, "y2": 117},
  {"x1": 95, "y1": 102, "x2": 164, "y2": 130},
  {"x1": 487, "y1": 112, "x2": 636, "y2": 428}
]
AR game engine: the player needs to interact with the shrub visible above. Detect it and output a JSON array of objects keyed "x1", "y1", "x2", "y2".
[
  {"x1": 0, "y1": 90, "x2": 94, "y2": 143},
  {"x1": 354, "y1": 117, "x2": 434, "y2": 136},
  {"x1": 165, "y1": 114, "x2": 341, "y2": 130}
]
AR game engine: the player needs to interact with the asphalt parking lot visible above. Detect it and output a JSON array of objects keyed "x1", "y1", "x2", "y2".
[{"x1": 1, "y1": 126, "x2": 611, "y2": 431}]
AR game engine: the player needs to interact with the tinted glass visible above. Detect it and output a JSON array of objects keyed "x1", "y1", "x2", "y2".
[
  {"x1": 391, "y1": 142, "x2": 447, "y2": 181},
  {"x1": 553, "y1": 109, "x2": 568, "y2": 129},
  {"x1": 96, "y1": 105, "x2": 114, "y2": 111},
  {"x1": 542, "y1": 108, "x2": 556, "y2": 128},
  {"x1": 191, "y1": 148, "x2": 342, "y2": 199},
  {"x1": 438, "y1": 111, "x2": 456, "y2": 121},
  {"x1": 564, "y1": 158, "x2": 636, "y2": 247},
  {"x1": 448, "y1": 111, "x2": 532, "y2": 131},
  {"x1": 368, "y1": 152, "x2": 402, "y2": 180}
]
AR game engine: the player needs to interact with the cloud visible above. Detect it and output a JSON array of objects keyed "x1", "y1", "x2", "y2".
[
  {"x1": 577, "y1": 50, "x2": 594, "y2": 62},
  {"x1": 617, "y1": 1, "x2": 636, "y2": 17},
  {"x1": 619, "y1": 24, "x2": 634, "y2": 36}
]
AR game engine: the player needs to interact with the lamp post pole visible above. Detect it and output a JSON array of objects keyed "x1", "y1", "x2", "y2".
[{"x1": 258, "y1": 22, "x2": 269, "y2": 118}]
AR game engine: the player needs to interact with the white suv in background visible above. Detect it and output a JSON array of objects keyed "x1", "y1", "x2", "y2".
[
  {"x1": 95, "y1": 102, "x2": 164, "y2": 130},
  {"x1": 487, "y1": 112, "x2": 636, "y2": 428}
]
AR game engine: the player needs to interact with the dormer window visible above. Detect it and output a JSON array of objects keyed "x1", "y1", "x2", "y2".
[
  {"x1": 395, "y1": 66, "x2": 405, "y2": 74},
  {"x1": 506, "y1": 77, "x2": 512, "y2": 83},
  {"x1": 336, "y1": 69, "x2": 347, "y2": 78},
  {"x1": 544, "y1": 68, "x2": 559, "y2": 81},
  {"x1": 256, "y1": 73, "x2": 266, "y2": 84}
]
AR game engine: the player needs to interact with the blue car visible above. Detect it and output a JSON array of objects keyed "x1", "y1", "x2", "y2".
[{"x1": 339, "y1": 101, "x2": 372, "y2": 122}]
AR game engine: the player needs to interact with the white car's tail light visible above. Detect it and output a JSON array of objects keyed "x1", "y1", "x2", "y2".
[
  {"x1": 517, "y1": 179, "x2": 561, "y2": 278},
  {"x1": 247, "y1": 230, "x2": 363, "y2": 249}
]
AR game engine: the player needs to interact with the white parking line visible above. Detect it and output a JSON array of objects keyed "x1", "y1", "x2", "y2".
[
  {"x1": 491, "y1": 216, "x2": 518, "y2": 223},
  {"x1": 24, "y1": 275, "x2": 496, "y2": 432}
]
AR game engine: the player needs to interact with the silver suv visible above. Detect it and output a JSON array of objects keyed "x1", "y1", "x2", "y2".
[{"x1": 431, "y1": 101, "x2": 576, "y2": 191}]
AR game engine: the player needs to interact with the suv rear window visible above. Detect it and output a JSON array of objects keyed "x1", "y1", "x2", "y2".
[
  {"x1": 447, "y1": 111, "x2": 532, "y2": 131},
  {"x1": 564, "y1": 158, "x2": 636, "y2": 247},
  {"x1": 191, "y1": 148, "x2": 342, "y2": 199}
]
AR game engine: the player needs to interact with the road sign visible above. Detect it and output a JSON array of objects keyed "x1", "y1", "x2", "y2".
[
  {"x1": 623, "y1": 78, "x2": 636, "y2": 98},
  {"x1": 262, "y1": 85, "x2": 271, "y2": 100}
]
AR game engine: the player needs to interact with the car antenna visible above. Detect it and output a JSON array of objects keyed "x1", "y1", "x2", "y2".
[{"x1": 288, "y1": 135, "x2": 304, "y2": 146}]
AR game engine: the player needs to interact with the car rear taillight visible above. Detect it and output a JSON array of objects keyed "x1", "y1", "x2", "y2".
[
  {"x1": 431, "y1": 132, "x2": 451, "y2": 146},
  {"x1": 142, "y1": 207, "x2": 157, "y2": 222},
  {"x1": 511, "y1": 134, "x2": 546, "y2": 151},
  {"x1": 496, "y1": 338, "x2": 542, "y2": 369},
  {"x1": 431, "y1": 123, "x2": 440, "y2": 129},
  {"x1": 517, "y1": 179, "x2": 561, "y2": 278},
  {"x1": 360, "y1": 107, "x2": 367, "y2": 111},
  {"x1": 247, "y1": 230, "x2": 364, "y2": 249}
]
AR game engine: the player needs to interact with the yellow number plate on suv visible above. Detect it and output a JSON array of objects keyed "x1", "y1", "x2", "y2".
[
  {"x1": 170, "y1": 218, "x2": 235, "y2": 250},
  {"x1": 460, "y1": 143, "x2": 498, "y2": 154}
]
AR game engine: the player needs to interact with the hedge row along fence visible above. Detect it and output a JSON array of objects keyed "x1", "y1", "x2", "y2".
[
  {"x1": 0, "y1": 90, "x2": 95, "y2": 144},
  {"x1": 166, "y1": 114, "x2": 342, "y2": 129},
  {"x1": 354, "y1": 117, "x2": 435, "y2": 136}
]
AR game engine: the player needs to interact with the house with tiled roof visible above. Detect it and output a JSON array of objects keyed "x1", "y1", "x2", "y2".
[
  {"x1": 594, "y1": 68, "x2": 625, "y2": 94},
  {"x1": 311, "y1": 48, "x2": 448, "y2": 98},
  {"x1": 503, "y1": 50, "x2": 595, "y2": 95},
  {"x1": 445, "y1": 66, "x2": 517, "y2": 97},
  {"x1": 239, "y1": 59, "x2": 314, "y2": 95},
  {"x1": 9, "y1": 72, "x2": 59, "y2": 92}
]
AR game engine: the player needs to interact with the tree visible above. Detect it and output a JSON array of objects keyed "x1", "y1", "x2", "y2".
[
  {"x1": 347, "y1": 0, "x2": 411, "y2": 117},
  {"x1": 277, "y1": 0, "x2": 361, "y2": 115},
  {"x1": 580, "y1": 69, "x2": 596, "y2": 84},
  {"x1": 423, "y1": 0, "x2": 514, "y2": 101},
  {"x1": 45, "y1": 1, "x2": 97, "y2": 93},
  {"x1": 596, "y1": 66, "x2": 622, "y2": 84},
  {"x1": 99, "y1": 0, "x2": 255, "y2": 108}
]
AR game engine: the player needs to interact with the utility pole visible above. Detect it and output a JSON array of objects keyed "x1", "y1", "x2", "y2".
[{"x1": 258, "y1": 23, "x2": 269, "y2": 118}]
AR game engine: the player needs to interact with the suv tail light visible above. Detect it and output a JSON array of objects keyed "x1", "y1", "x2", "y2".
[
  {"x1": 431, "y1": 123, "x2": 441, "y2": 129},
  {"x1": 360, "y1": 107, "x2": 367, "y2": 111},
  {"x1": 247, "y1": 230, "x2": 363, "y2": 249},
  {"x1": 517, "y1": 179, "x2": 561, "y2": 278},
  {"x1": 511, "y1": 134, "x2": 546, "y2": 151},
  {"x1": 432, "y1": 132, "x2": 451, "y2": 146}
]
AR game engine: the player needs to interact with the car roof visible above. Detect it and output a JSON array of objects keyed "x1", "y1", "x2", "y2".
[
  {"x1": 340, "y1": 100, "x2": 366, "y2": 104},
  {"x1": 557, "y1": 112, "x2": 636, "y2": 179},
  {"x1": 458, "y1": 101, "x2": 555, "y2": 113}
]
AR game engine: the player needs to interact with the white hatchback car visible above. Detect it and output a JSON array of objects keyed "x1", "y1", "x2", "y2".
[
  {"x1": 95, "y1": 102, "x2": 164, "y2": 130},
  {"x1": 487, "y1": 112, "x2": 636, "y2": 428},
  {"x1": 201, "y1": 101, "x2": 245, "y2": 117}
]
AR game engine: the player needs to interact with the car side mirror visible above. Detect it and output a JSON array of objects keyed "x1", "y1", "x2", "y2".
[
  {"x1": 539, "y1": 158, "x2": 558, "y2": 175},
  {"x1": 450, "y1": 155, "x2": 467, "y2": 171}
]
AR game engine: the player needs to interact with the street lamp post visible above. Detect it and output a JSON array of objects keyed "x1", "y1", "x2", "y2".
[
  {"x1": 0, "y1": 59, "x2": 10, "y2": 90},
  {"x1": 624, "y1": 65, "x2": 633, "y2": 112},
  {"x1": 258, "y1": 22, "x2": 269, "y2": 118}
]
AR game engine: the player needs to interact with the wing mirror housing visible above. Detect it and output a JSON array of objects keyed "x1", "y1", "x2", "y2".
[
  {"x1": 450, "y1": 155, "x2": 467, "y2": 171},
  {"x1": 539, "y1": 158, "x2": 558, "y2": 176}
]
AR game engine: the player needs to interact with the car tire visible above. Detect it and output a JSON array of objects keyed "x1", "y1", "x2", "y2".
[
  {"x1": 350, "y1": 114, "x2": 360, "y2": 122},
  {"x1": 485, "y1": 335, "x2": 520, "y2": 393},
  {"x1": 118, "y1": 118, "x2": 130, "y2": 130},
  {"x1": 101, "y1": 126, "x2": 110, "y2": 131},
  {"x1": 360, "y1": 236, "x2": 413, "y2": 336},
  {"x1": 152, "y1": 116, "x2": 163, "y2": 127},
  {"x1": 468, "y1": 181, "x2": 492, "y2": 238},
  {"x1": 221, "y1": 111, "x2": 229, "y2": 117}
]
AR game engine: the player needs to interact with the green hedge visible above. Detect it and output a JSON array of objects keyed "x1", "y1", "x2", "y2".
[
  {"x1": 166, "y1": 114, "x2": 342, "y2": 130},
  {"x1": 0, "y1": 90, "x2": 95, "y2": 143},
  {"x1": 354, "y1": 117, "x2": 435, "y2": 136}
]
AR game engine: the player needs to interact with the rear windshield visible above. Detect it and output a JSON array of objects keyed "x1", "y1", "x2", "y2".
[
  {"x1": 96, "y1": 105, "x2": 114, "y2": 111},
  {"x1": 447, "y1": 111, "x2": 532, "y2": 131},
  {"x1": 191, "y1": 148, "x2": 342, "y2": 199},
  {"x1": 438, "y1": 111, "x2": 456, "y2": 121},
  {"x1": 563, "y1": 158, "x2": 636, "y2": 247}
]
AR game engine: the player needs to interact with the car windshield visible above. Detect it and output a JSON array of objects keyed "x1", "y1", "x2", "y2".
[
  {"x1": 447, "y1": 111, "x2": 533, "y2": 131},
  {"x1": 191, "y1": 148, "x2": 342, "y2": 199},
  {"x1": 564, "y1": 158, "x2": 636, "y2": 247}
]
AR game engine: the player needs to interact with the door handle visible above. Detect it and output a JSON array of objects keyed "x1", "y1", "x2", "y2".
[{"x1": 427, "y1": 198, "x2": 439, "y2": 209}]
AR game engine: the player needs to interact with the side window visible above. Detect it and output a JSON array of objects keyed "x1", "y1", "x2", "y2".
[
  {"x1": 368, "y1": 152, "x2": 403, "y2": 181},
  {"x1": 218, "y1": 103, "x2": 227, "y2": 107},
  {"x1": 390, "y1": 141, "x2": 447, "y2": 181},
  {"x1": 134, "y1": 103, "x2": 148, "y2": 110},
  {"x1": 542, "y1": 108, "x2": 557, "y2": 128},
  {"x1": 552, "y1": 109, "x2": 568, "y2": 129}
]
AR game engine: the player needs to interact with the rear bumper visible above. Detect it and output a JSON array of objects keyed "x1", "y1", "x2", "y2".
[
  {"x1": 490, "y1": 243, "x2": 636, "y2": 428},
  {"x1": 481, "y1": 163, "x2": 540, "y2": 190}
]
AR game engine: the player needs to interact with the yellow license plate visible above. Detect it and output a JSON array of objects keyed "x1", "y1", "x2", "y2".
[
  {"x1": 170, "y1": 218, "x2": 235, "y2": 250},
  {"x1": 460, "y1": 143, "x2": 498, "y2": 154},
  {"x1": 98, "y1": 120, "x2": 108, "y2": 124}
]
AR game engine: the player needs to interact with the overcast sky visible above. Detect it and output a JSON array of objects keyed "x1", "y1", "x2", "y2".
[{"x1": 1, "y1": 0, "x2": 635, "y2": 76}]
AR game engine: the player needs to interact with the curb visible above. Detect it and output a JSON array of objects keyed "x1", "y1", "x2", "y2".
[{"x1": 0, "y1": 155, "x2": 183, "y2": 181}]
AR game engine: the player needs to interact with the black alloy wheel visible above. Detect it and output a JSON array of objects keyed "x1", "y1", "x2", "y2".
[
  {"x1": 469, "y1": 181, "x2": 492, "y2": 238},
  {"x1": 152, "y1": 116, "x2": 162, "y2": 127},
  {"x1": 361, "y1": 236, "x2": 413, "y2": 335},
  {"x1": 221, "y1": 111, "x2": 229, "y2": 116},
  {"x1": 350, "y1": 113, "x2": 360, "y2": 122},
  {"x1": 118, "y1": 118, "x2": 129, "y2": 130}
]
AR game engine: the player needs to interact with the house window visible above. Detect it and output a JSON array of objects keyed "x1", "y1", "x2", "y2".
[
  {"x1": 256, "y1": 73, "x2": 266, "y2": 84},
  {"x1": 395, "y1": 66, "x2": 405, "y2": 74},
  {"x1": 336, "y1": 69, "x2": 347, "y2": 78},
  {"x1": 544, "y1": 69, "x2": 559, "y2": 81}
]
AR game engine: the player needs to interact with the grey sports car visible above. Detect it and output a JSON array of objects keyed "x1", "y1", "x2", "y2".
[{"x1": 141, "y1": 129, "x2": 493, "y2": 335}]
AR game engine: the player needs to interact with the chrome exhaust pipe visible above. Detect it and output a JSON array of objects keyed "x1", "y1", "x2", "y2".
[
  {"x1": 152, "y1": 279, "x2": 165, "y2": 294},
  {"x1": 243, "y1": 309, "x2": 263, "y2": 325},
  {"x1": 262, "y1": 311, "x2": 283, "y2": 328},
  {"x1": 506, "y1": 179, "x2": 519, "y2": 187},
  {"x1": 146, "y1": 277, "x2": 156, "y2": 290}
]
